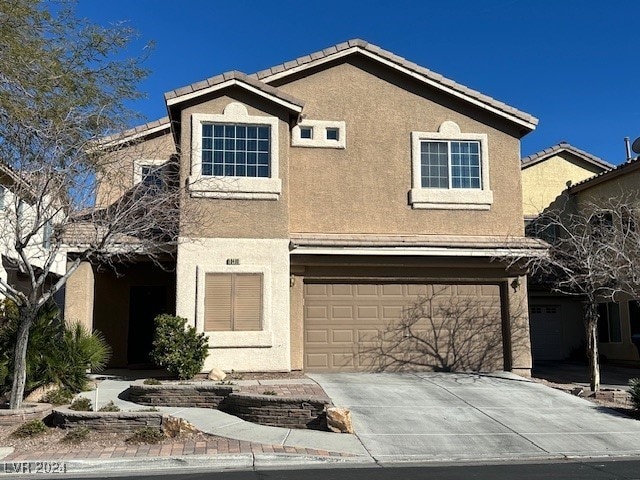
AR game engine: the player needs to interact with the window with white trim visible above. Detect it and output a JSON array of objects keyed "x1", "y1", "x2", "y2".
[
  {"x1": 292, "y1": 120, "x2": 346, "y2": 149},
  {"x1": 202, "y1": 124, "x2": 270, "y2": 178},
  {"x1": 409, "y1": 121, "x2": 493, "y2": 210},
  {"x1": 190, "y1": 102, "x2": 281, "y2": 200},
  {"x1": 133, "y1": 159, "x2": 169, "y2": 190},
  {"x1": 421, "y1": 141, "x2": 481, "y2": 189}
]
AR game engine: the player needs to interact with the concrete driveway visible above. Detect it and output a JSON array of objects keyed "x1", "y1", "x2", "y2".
[{"x1": 309, "y1": 372, "x2": 640, "y2": 463}]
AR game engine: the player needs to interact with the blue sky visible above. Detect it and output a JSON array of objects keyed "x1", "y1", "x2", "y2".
[{"x1": 77, "y1": 0, "x2": 640, "y2": 164}]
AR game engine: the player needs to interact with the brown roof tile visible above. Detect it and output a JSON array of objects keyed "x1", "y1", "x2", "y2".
[
  {"x1": 521, "y1": 141, "x2": 614, "y2": 170},
  {"x1": 164, "y1": 71, "x2": 304, "y2": 110}
]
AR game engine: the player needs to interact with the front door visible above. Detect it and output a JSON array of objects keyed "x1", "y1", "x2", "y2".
[{"x1": 128, "y1": 286, "x2": 167, "y2": 366}]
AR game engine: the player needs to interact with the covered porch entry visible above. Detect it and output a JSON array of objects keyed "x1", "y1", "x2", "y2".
[{"x1": 64, "y1": 258, "x2": 176, "y2": 368}]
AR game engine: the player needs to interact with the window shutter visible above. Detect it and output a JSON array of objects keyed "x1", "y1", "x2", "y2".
[
  {"x1": 233, "y1": 274, "x2": 262, "y2": 331},
  {"x1": 204, "y1": 273, "x2": 263, "y2": 331},
  {"x1": 204, "y1": 274, "x2": 233, "y2": 331}
]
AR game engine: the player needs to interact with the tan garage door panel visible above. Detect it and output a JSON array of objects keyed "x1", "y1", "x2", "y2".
[{"x1": 304, "y1": 283, "x2": 503, "y2": 372}]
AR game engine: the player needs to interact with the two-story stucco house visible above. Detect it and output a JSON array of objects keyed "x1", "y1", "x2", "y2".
[{"x1": 64, "y1": 39, "x2": 542, "y2": 375}]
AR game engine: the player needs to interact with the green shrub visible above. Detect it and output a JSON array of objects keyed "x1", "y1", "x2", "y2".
[
  {"x1": 127, "y1": 426, "x2": 165, "y2": 444},
  {"x1": 262, "y1": 390, "x2": 277, "y2": 396},
  {"x1": 61, "y1": 426, "x2": 90, "y2": 444},
  {"x1": 630, "y1": 378, "x2": 640, "y2": 409},
  {"x1": 11, "y1": 420, "x2": 47, "y2": 438},
  {"x1": 0, "y1": 301, "x2": 111, "y2": 398},
  {"x1": 43, "y1": 388, "x2": 74, "y2": 406},
  {"x1": 69, "y1": 397, "x2": 92, "y2": 411},
  {"x1": 151, "y1": 314, "x2": 207, "y2": 380},
  {"x1": 143, "y1": 378, "x2": 161, "y2": 385},
  {"x1": 136, "y1": 407, "x2": 159, "y2": 412},
  {"x1": 98, "y1": 401, "x2": 120, "y2": 412}
]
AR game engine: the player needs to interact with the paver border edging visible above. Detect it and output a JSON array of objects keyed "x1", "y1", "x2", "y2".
[{"x1": 0, "y1": 403, "x2": 52, "y2": 426}]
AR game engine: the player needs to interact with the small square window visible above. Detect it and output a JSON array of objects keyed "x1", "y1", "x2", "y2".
[
  {"x1": 300, "y1": 127, "x2": 313, "y2": 139},
  {"x1": 326, "y1": 128, "x2": 339, "y2": 141}
]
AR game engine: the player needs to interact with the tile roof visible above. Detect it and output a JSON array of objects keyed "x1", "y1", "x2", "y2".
[
  {"x1": 164, "y1": 70, "x2": 305, "y2": 110},
  {"x1": 99, "y1": 117, "x2": 171, "y2": 146},
  {"x1": 521, "y1": 141, "x2": 614, "y2": 170},
  {"x1": 165, "y1": 39, "x2": 537, "y2": 130},
  {"x1": 289, "y1": 233, "x2": 545, "y2": 250},
  {"x1": 568, "y1": 156, "x2": 640, "y2": 193}
]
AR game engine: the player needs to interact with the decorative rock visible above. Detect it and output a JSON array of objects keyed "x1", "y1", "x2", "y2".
[
  {"x1": 162, "y1": 416, "x2": 200, "y2": 437},
  {"x1": 207, "y1": 368, "x2": 227, "y2": 381},
  {"x1": 326, "y1": 406, "x2": 354, "y2": 434},
  {"x1": 24, "y1": 383, "x2": 58, "y2": 403}
]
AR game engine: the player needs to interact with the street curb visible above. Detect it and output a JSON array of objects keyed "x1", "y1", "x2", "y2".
[
  {"x1": 0, "y1": 453, "x2": 374, "y2": 476},
  {"x1": 0, "y1": 449, "x2": 13, "y2": 461}
]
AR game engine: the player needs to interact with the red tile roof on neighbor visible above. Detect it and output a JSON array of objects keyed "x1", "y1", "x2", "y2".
[
  {"x1": 568, "y1": 155, "x2": 640, "y2": 194},
  {"x1": 164, "y1": 70, "x2": 305, "y2": 111},
  {"x1": 520, "y1": 141, "x2": 614, "y2": 170},
  {"x1": 164, "y1": 39, "x2": 538, "y2": 130}
]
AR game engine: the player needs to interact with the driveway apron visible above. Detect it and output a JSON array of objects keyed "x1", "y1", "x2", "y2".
[{"x1": 309, "y1": 372, "x2": 640, "y2": 463}]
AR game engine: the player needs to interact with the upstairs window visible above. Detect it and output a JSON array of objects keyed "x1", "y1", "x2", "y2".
[
  {"x1": 421, "y1": 141, "x2": 481, "y2": 189},
  {"x1": 201, "y1": 124, "x2": 271, "y2": 178},
  {"x1": 190, "y1": 103, "x2": 281, "y2": 200},
  {"x1": 409, "y1": 121, "x2": 493, "y2": 210},
  {"x1": 141, "y1": 165, "x2": 165, "y2": 189}
]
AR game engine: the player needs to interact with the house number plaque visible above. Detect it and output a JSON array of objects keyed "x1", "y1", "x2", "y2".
[{"x1": 226, "y1": 258, "x2": 240, "y2": 265}]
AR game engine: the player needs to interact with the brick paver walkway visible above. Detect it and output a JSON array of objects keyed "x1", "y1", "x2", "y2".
[{"x1": 5, "y1": 436, "x2": 351, "y2": 461}]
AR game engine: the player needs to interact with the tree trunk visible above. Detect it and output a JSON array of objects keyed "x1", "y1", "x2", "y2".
[
  {"x1": 585, "y1": 301, "x2": 601, "y2": 392},
  {"x1": 9, "y1": 307, "x2": 35, "y2": 410}
]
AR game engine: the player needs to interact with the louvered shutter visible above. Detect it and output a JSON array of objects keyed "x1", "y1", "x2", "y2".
[
  {"x1": 204, "y1": 274, "x2": 233, "y2": 331},
  {"x1": 204, "y1": 273, "x2": 262, "y2": 331},
  {"x1": 233, "y1": 274, "x2": 262, "y2": 331}
]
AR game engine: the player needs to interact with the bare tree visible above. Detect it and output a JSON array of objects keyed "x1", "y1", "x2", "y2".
[
  {"x1": 515, "y1": 191, "x2": 640, "y2": 392},
  {"x1": 0, "y1": 0, "x2": 201, "y2": 409}
]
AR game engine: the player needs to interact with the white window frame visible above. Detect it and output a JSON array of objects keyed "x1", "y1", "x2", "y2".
[
  {"x1": 190, "y1": 102, "x2": 281, "y2": 200},
  {"x1": 292, "y1": 119, "x2": 346, "y2": 149},
  {"x1": 409, "y1": 121, "x2": 493, "y2": 210},
  {"x1": 133, "y1": 159, "x2": 168, "y2": 186}
]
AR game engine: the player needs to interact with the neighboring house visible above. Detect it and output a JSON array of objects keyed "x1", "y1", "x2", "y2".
[
  {"x1": 558, "y1": 158, "x2": 640, "y2": 364},
  {"x1": 64, "y1": 39, "x2": 542, "y2": 374},
  {"x1": 0, "y1": 162, "x2": 66, "y2": 302},
  {"x1": 520, "y1": 143, "x2": 614, "y2": 362},
  {"x1": 521, "y1": 142, "x2": 613, "y2": 223}
]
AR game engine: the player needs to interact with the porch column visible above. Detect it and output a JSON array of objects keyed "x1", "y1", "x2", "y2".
[
  {"x1": 505, "y1": 274, "x2": 532, "y2": 377},
  {"x1": 64, "y1": 261, "x2": 95, "y2": 331},
  {"x1": 289, "y1": 268, "x2": 305, "y2": 371}
]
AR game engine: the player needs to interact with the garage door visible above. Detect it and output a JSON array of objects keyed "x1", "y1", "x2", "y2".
[
  {"x1": 529, "y1": 305, "x2": 563, "y2": 361},
  {"x1": 304, "y1": 283, "x2": 504, "y2": 372}
]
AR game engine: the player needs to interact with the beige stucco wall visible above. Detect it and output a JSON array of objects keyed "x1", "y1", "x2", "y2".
[
  {"x1": 63, "y1": 261, "x2": 95, "y2": 331},
  {"x1": 522, "y1": 153, "x2": 603, "y2": 218},
  {"x1": 175, "y1": 237, "x2": 291, "y2": 372},
  {"x1": 96, "y1": 131, "x2": 176, "y2": 208},
  {"x1": 178, "y1": 89, "x2": 291, "y2": 240},
  {"x1": 273, "y1": 57, "x2": 525, "y2": 237}
]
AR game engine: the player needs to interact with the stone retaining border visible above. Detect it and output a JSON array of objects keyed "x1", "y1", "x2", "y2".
[
  {"x1": 224, "y1": 393, "x2": 329, "y2": 430},
  {"x1": 0, "y1": 403, "x2": 52, "y2": 426},
  {"x1": 52, "y1": 407, "x2": 163, "y2": 433},
  {"x1": 127, "y1": 384, "x2": 236, "y2": 408},
  {"x1": 125, "y1": 383, "x2": 333, "y2": 430}
]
